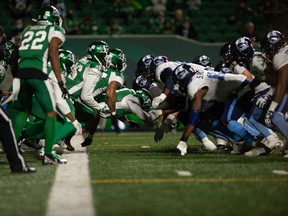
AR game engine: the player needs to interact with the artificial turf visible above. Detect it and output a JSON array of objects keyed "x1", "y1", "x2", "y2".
[
  {"x1": 0, "y1": 131, "x2": 287, "y2": 216},
  {"x1": 87, "y1": 132, "x2": 288, "y2": 216}
]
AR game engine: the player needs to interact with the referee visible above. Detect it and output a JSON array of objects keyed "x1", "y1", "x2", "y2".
[{"x1": 0, "y1": 40, "x2": 35, "y2": 173}]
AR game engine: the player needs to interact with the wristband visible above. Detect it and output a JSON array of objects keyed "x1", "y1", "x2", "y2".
[
  {"x1": 111, "y1": 111, "x2": 116, "y2": 116},
  {"x1": 159, "y1": 93, "x2": 167, "y2": 100},
  {"x1": 187, "y1": 109, "x2": 201, "y2": 126}
]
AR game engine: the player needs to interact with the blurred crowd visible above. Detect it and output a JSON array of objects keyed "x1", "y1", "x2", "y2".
[{"x1": 1, "y1": 0, "x2": 288, "y2": 43}]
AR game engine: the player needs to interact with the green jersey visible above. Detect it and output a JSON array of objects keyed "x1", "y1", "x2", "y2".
[
  {"x1": 93, "y1": 67, "x2": 125, "y2": 98},
  {"x1": 97, "y1": 88, "x2": 138, "y2": 116},
  {"x1": 18, "y1": 24, "x2": 65, "y2": 76},
  {"x1": 66, "y1": 56, "x2": 103, "y2": 100}
]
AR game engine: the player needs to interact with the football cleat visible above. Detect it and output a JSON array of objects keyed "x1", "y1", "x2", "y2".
[
  {"x1": 42, "y1": 153, "x2": 67, "y2": 165},
  {"x1": 81, "y1": 137, "x2": 92, "y2": 147}
]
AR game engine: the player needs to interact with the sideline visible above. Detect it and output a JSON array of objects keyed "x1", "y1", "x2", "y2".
[{"x1": 46, "y1": 135, "x2": 95, "y2": 216}]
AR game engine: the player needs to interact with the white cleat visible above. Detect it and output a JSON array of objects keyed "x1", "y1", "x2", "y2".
[
  {"x1": 177, "y1": 141, "x2": 187, "y2": 156},
  {"x1": 244, "y1": 147, "x2": 267, "y2": 157},
  {"x1": 201, "y1": 137, "x2": 217, "y2": 151}
]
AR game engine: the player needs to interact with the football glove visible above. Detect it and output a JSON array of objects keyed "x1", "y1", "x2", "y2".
[
  {"x1": 72, "y1": 120, "x2": 82, "y2": 135},
  {"x1": 58, "y1": 81, "x2": 69, "y2": 99},
  {"x1": 152, "y1": 93, "x2": 166, "y2": 109}
]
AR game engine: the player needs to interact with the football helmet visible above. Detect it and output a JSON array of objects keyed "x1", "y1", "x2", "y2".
[
  {"x1": 214, "y1": 63, "x2": 232, "y2": 74},
  {"x1": 260, "y1": 30, "x2": 285, "y2": 60},
  {"x1": 135, "y1": 54, "x2": 155, "y2": 77},
  {"x1": 108, "y1": 48, "x2": 127, "y2": 72},
  {"x1": 192, "y1": 55, "x2": 212, "y2": 67},
  {"x1": 149, "y1": 55, "x2": 169, "y2": 81},
  {"x1": 135, "y1": 88, "x2": 152, "y2": 110},
  {"x1": 132, "y1": 75, "x2": 152, "y2": 90},
  {"x1": 172, "y1": 63, "x2": 195, "y2": 87},
  {"x1": 219, "y1": 42, "x2": 235, "y2": 66},
  {"x1": 232, "y1": 37, "x2": 255, "y2": 63},
  {"x1": 87, "y1": 40, "x2": 109, "y2": 66},
  {"x1": 59, "y1": 49, "x2": 76, "y2": 75},
  {"x1": 37, "y1": 6, "x2": 62, "y2": 26},
  {"x1": 1, "y1": 40, "x2": 16, "y2": 62}
]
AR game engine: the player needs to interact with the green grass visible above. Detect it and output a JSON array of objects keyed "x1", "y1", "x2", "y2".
[
  {"x1": 88, "y1": 132, "x2": 288, "y2": 216},
  {"x1": 0, "y1": 147, "x2": 57, "y2": 216},
  {"x1": 0, "y1": 132, "x2": 287, "y2": 216}
]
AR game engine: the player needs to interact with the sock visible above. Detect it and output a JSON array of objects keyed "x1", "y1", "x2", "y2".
[
  {"x1": 44, "y1": 116, "x2": 56, "y2": 154},
  {"x1": 13, "y1": 112, "x2": 29, "y2": 141}
]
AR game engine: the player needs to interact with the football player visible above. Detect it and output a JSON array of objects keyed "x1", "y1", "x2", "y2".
[
  {"x1": 259, "y1": 30, "x2": 288, "y2": 156},
  {"x1": 12, "y1": 6, "x2": 68, "y2": 164},
  {"x1": 80, "y1": 48, "x2": 127, "y2": 147}
]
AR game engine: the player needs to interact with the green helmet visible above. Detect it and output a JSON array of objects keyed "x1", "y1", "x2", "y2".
[
  {"x1": 135, "y1": 89, "x2": 152, "y2": 110},
  {"x1": 108, "y1": 48, "x2": 127, "y2": 72},
  {"x1": 37, "y1": 6, "x2": 62, "y2": 26},
  {"x1": 1, "y1": 40, "x2": 16, "y2": 62},
  {"x1": 87, "y1": 40, "x2": 109, "y2": 65},
  {"x1": 59, "y1": 49, "x2": 75, "y2": 75}
]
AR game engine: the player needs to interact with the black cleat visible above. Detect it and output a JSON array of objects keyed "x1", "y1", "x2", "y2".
[
  {"x1": 23, "y1": 139, "x2": 42, "y2": 150},
  {"x1": 81, "y1": 138, "x2": 92, "y2": 147},
  {"x1": 66, "y1": 143, "x2": 75, "y2": 151}
]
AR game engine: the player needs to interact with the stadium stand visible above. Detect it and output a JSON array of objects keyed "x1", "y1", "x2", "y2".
[{"x1": 0, "y1": 0, "x2": 287, "y2": 43}]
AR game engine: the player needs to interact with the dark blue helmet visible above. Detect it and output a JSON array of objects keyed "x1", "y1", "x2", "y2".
[
  {"x1": 172, "y1": 63, "x2": 195, "y2": 86},
  {"x1": 214, "y1": 63, "x2": 232, "y2": 74},
  {"x1": 220, "y1": 42, "x2": 235, "y2": 66},
  {"x1": 135, "y1": 55, "x2": 155, "y2": 77},
  {"x1": 232, "y1": 37, "x2": 255, "y2": 63},
  {"x1": 149, "y1": 55, "x2": 169, "y2": 81},
  {"x1": 192, "y1": 55, "x2": 212, "y2": 67},
  {"x1": 260, "y1": 30, "x2": 285, "y2": 60}
]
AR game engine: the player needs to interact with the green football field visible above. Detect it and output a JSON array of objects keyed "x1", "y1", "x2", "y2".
[{"x1": 0, "y1": 131, "x2": 288, "y2": 216}]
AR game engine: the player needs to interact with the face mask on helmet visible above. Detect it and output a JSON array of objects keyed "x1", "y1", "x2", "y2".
[
  {"x1": 108, "y1": 48, "x2": 127, "y2": 72},
  {"x1": 260, "y1": 30, "x2": 285, "y2": 60},
  {"x1": 192, "y1": 55, "x2": 212, "y2": 67},
  {"x1": 87, "y1": 40, "x2": 109, "y2": 66},
  {"x1": 135, "y1": 89, "x2": 152, "y2": 110},
  {"x1": 37, "y1": 6, "x2": 62, "y2": 26},
  {"x1": 135, "y1": 54, "x2": 155, "y2": 77},
  {"x1": 233, "y1": 37, "x2": 255, "y2": 63},
  {"x1": 1, "y1": 40, "x2": 16, "y2": 62},
  {"x1": 59, "y1": 49, "x2": 76, "y2": 75}
]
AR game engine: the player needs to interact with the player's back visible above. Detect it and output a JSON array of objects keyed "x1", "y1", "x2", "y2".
[{"x1": 18, "y1": 24, "x2": 64, "y2": 74}]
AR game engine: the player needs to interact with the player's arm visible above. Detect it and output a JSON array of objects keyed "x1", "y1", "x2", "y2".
[
  {"x1": 181, "y1": 87, "x2": 207, "y2": 142},
  {"x1": 49, "y1": 37, "x2": 63, "y2": 82},
  {"x1": 152, "y1": 68, "x2": 173, "y2": 108},
  {"x1": 106, "y1": 81, "x2": 120, "y2": 115},
  {"x1": 80, "y1": 67, "x2": 102, "y2": 111},
  {"x1": 272, "y1": 64, "x2": 288, "y2": 105}
]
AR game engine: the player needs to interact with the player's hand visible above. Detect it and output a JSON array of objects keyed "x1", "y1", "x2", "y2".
[
  {"x1": 72, "y1": 120, "x2": 82, "y2": 135},
  {"x1": 256, "y1": 94, "x2": 271, "y2": 109},
  {"x1": 149, "y1": 109, "x2": 163, "y2": 121},
  {"x1": 152, "y1": 93, "x2": 166, "y2": 109},
  {"x1": 177, "y1": 141, "x2": 188, "y2": 156},
  {"x1": 58, "y1": 81, "x2": 69, "y2": 99},
  {"x1": 264, "y1": 111, "x2": 274, "y2": 128},
  {"x1": 99, "y1": 105, "x2": 111, "y2": 118}
]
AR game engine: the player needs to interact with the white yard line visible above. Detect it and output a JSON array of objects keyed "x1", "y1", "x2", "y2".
[{"x1": 46, "y1": 135, "x2": 95, "y2": 216}]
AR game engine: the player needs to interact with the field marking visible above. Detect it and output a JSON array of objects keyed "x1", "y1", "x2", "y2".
[
  {"x1": 91, "y1": 178, "x2": 288, "y2": 184},
  {"x1": 46, "y1": 135, "x2": 95, "y2": 216}
]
